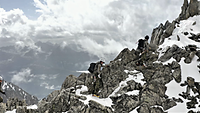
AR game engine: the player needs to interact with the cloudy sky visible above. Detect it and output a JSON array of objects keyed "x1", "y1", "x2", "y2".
[
  {"x1": 0, "y1": 0, "x2": 183, "y2": 58},
  {"x1": 0, "y1": 0, "x2": 185, "y2": 98}
]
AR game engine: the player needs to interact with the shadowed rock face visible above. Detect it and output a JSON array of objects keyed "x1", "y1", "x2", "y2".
[{"x1": 179, "y1": 0, "x2": 200, "y2": 20}]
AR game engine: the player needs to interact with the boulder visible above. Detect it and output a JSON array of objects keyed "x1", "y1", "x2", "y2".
[
  {"x1": 162, "y1": 99, "x2": 177, "y2": 110},
  {"x1": 6, "y1": 98, "x2": 26, "y2": 111},
  {"x1": 146, "y1": 83, "x2": 167, "y2": 97},
  {"x1": 111, "y1": 94, "x2": 140, "y2": 112},
  {"x1": 184, "y1": 51, "x2": 197, "y2": 64},
  {"x1": 196, "y1": 50, "x2": 200, "y2": 58},
  {"x1": 137, "y1": 104, "x2": 150, "y2": 113},
  {"x1": 159, "y1": 45, "x2": 187, "y2": 62},
  {"x1": 61, "y1": 75, "x2": 78, "y2": 90},
  {"x1": 0, "y1": 103, "x2": 6, "y2": 113},
  {"x1": 89, "y1": 100, "x2": 113, "y2": 113},
  {"x1": 16, "y1": 106, "x2": 27, "y2": 113},
  {"x1": 172, "y1": 68, "x2": 182, "y2": 83},
  {"x1": 150, "y1": 23, "x2": 165, "y2": 45},
  {"x1": 61, "y1": 74, "x2": 84, "y2": 91},
  {"x1": 45, "y1": 90, "x2": 60, "y2": 102},
  {"x1": 149, "y1": 43, "x2": 158, "y2": 52},
  {"x1": 164, "y1": 21, "x2": 176, "y2": 38},
  {"x1": 170, "y1": 61, "x2": 180, "y2": 69},
  {"x1": 37, "y1": 88, "x2": 87, "y2": 113},
  {"x1": 150, "y1": 107, "x2": 167, "y2": 113}
]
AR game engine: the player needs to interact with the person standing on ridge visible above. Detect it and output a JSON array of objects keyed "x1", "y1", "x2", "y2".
[
  {"x1": 92, "y1": 61, "x2": 108, "y2": 97},
  {"x1": 136, "y1": 35, "x2": 150, "y2": 55},
  {"x1": 93, "y1": 61, "x2": 105, "y2": 81},
  {"x1": 136, "y1": 35, "x2": 150, "y2": 67}
]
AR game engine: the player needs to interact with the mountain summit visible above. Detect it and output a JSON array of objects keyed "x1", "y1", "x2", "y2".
[{"x1": 1, "y1": 0, "x2": 200, "y2": 113}]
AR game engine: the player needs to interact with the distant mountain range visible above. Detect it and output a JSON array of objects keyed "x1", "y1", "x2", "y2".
[
  {"x1": 0, "y1": 41, "x2": 98, "y2": 77},
  {"x1": 0, "y1": 41, "x2": 99, "y2": 99},
  {"x1": 0, "y1": 80, "x2": 38, "y2": 105}
]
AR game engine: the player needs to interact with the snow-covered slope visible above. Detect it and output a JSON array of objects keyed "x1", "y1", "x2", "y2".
[{"x1": 160, "y1": 15, "x2": 200, "y2": 112}]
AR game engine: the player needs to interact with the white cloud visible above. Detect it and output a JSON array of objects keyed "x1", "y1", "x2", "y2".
[
  {"x1": 11, "y1": 68, "x2": 35, "y2": 85},
  {"x1": 76, "y1": 37, "x2": 129, "y2": 60},
  {"x1": 40, "y1": 82, "x2": 60, "y2": 90},
  {"x1": 34, "y1": 0, "x2": 51, "y2": 14},
  {"x1": 11, "y1": 68, "x2": 58, "y2": 85},
  {"x1": 0, "y1": 0, "x2": 183, "y2": 59},
  {"x1": 48, "y1": 74, "x2": 58, "y2": 79},
  {"x1": 39, "y1": 74, "x2": 47, "y2": 80}
]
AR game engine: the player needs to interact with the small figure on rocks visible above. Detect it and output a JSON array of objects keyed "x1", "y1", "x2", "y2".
[
  {"x1": 88, "y1": 61, "x2": 109, "y2": 97},
  {"x1": 136, "y1": 35, "x2": 151, "y2": 67},
  {"x1": 136, "y1": 35, "x2": 150, "y2": 55}
]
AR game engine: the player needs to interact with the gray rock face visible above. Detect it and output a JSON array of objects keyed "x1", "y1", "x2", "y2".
[
  {"x1": 6, "y1": 98, "x2": 26, "y2": 111},
  {"x1": 61, "y1": 74, "x2": 81, "y2": 90},
  {"x1": 150, "y1": 23, "x2": 165, "y2": 45},
  {"x1": 171, "y1": 61, "x2": 182, "y2": 83},
  {"x1": 150, "y1": 20, "x2": 177, "y2": 46},
  {"x1": 151, "y1": 0, "x2": 200, "y2": 46},
  {"x1": 111, "y1": 94, "x2": 140, "y2": 112},
  {"x1": 158, "y1": 44, "x2": 190, "y2": 62},
  {"x1": 189, "y1": 33, "x2": 200, "y2": 42},
  {"x1": 0, "y1": 103, "x2": 6, "y2": 113},
  {"x1": 0, "y1": 81, "x2": 38, "y2": 105},
  {"x1": 179, "y1": 0, "x2": 200, "y2": 20},
  {"x1": 179, "y1": 0, "x2": 190, "y2": 20}
]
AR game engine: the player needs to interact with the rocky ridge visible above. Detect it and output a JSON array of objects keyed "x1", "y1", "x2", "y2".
[
  {"x1": 150, "y1": 0, "x2": 200, "y2": 46},
  {"x1": 0, "y1": 80, "x2": 38, "y2": 104},
  {"x1": 1, "y1": 0, "x2": 200, "y2": 113}
]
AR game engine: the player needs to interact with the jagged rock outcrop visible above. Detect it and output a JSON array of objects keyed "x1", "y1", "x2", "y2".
[
  {"x1": 179, "y1": 0, "x2": 200, "y2": 20},
  {"x1": 171, "y1": 61, "x2": 182, "y2": 83},
  {"x1": 37, "y1": 88, "x2": 87, "y2": 113},
  {"x1": 61, "y1": 74, "x2": 84, "y2": 90},
  {"x1": 158, "y1": 44, "x2": 187, "y2": 62},
  {"x1": 0, "y1": 81, "x2": 38, "y2": 105},
  {"x1": 158, "y1": 44, "x2": 200, "y2": 64},
  {"x1": 111, "y1": 94, "x2": 140, "y2": 112},
  {"x1": 188, "y1": 33, "x2": 200, "y2": 42},
  {"x1": 150, "y1": 20, "x2": 177, "y2": 46},
  {"x1": 151, "y1": 0, "x2": 200, "y2": 46},
  {"x1": 6, "y1": 98, "x2": 26, "y2": 111}
]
